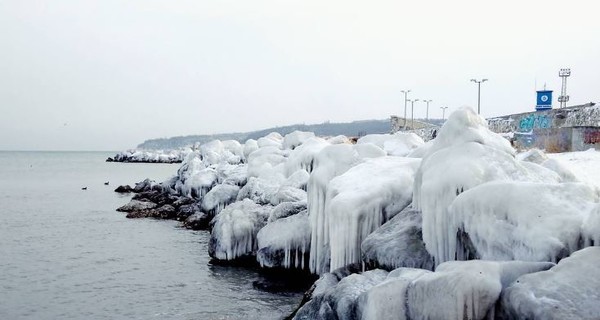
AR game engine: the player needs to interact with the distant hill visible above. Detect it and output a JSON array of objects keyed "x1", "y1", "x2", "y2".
[{"x1": 137, "y1": 119, "x2": 392, "y2": 149}]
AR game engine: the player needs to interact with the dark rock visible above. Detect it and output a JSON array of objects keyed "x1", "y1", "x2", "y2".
[
  {"x1": 183, "y1": 212, "x2": 212, "y2": 230},
  {"x1": 172, "y1": 196, "x2": 195, "y2": 208},
  {"x1": 133, "y1": 178, "x2": 155, "y2": 193},
  {"x1": 114, "y1": 185, "x2": 133, "y2": 193},
  {"x1": 156, "y1": 204, "x2": 176, "y2": 219},
  {"x1": 116, "y1": 200, "x2": 157, "y2": 212},
  {"x1": 106, "y1": 157, "x2": 114, "y2": 162}
]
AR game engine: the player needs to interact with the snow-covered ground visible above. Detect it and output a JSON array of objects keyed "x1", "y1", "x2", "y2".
[{"x1": 121, "y1": 107, "x2": 600, "y2": 320}]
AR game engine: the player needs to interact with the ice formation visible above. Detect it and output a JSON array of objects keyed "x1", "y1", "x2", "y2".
[
  {"x1": 412, "y1": 107, "x2": 566, "y2": 265},
  {"x1": 327, "y1": 157, "x2": 420, "y2": 271},
  {"x1": 500, "y1": 247, "x2": 600, "y2": 320},
  {"x1": 361, "y1": 206, "x2": 434, "y2": 271},
  {"x1": 257, "y1": 132, "x2": 284, "y2": 148},
  {"x1": 201, "y1": 184, "x2": 240, "y2": 216},
  {"x1": 308, "y1": 143, "x2": 386, "y2": 274},
  {"x1": 268, "y1": 201, "x2": 307, "y2": 223},
  {"x1": 406, "y1": 260, "x2": 554, "y2": 320},
  {"x1": 357, "y1": 268, "x2": 431, "y2": 320},
  {"x1": 256, "y1": 210, "x2": 311, "y2": 269},
  {"x1": 283, "y1": 131, "x2": 316, "y2": 150},
  {"x1": 357, "y1": 133, "x2": 424, "y2": 157},
  {"x1": 294, "y1": 269, "x2": 389, "y2": 320},
  {"x1": 208, "y1": 199, "x2": 273, "y2": 260},
  {"x1": 448, "y1": 181, "x2": 599, "y2": 262},
  {"x1": 108, "y1": 148, "x2": 190, "y2": 163},
  {"x1": 284, "y1": 137, "x2": 330, "y2": 176}
]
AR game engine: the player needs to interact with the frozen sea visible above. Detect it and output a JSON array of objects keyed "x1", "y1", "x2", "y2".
[{"x1": 0, "y1": 151, "x2": 303, "y2": 320}]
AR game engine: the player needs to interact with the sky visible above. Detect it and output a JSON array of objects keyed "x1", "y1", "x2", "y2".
[{"x1": 0, "y1": 0, "x2": 598, "y2": 151}]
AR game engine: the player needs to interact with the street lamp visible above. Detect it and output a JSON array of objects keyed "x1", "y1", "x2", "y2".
[
  {"x1": 470, "y1": 78, "x2": 488, "y2": 115},
  {"x1": 401, "y1": 90, "x2": 411, "y2": 130},
  {"x1": 408, "y1": 99, "x2": 419, "y2": 129},
  {"x1": 422, "y1": 99, "x2": 432, "y2": 122},
  {"x1": 440, "y1": 106, "x2": 448, "y2": 121}
]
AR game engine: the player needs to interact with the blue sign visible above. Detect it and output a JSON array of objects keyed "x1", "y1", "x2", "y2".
[{"x1": 536, "y1": 90, "x2": 553, "y2": 111}]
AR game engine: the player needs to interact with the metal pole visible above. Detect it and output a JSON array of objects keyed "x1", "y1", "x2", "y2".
[
  {"x1": 423, "y1": 99, "x2": 432, "y2": 121},
  {"x1": 440, "y1": 106, "x2": 448, "y2": 120},
  {"x1": 477, "y1": 82, "x2": 481, "y2": 115},
  {"x1": 401, "y1": 90, "x2": 410, "y2": 130},
  {"x1": 408, "y1": 99, "x2": 419, "y2": 129}
]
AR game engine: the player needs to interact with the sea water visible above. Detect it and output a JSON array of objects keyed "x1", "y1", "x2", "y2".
[{"x1": 0, "y1": 151, "x2": 303, "y2": 320}]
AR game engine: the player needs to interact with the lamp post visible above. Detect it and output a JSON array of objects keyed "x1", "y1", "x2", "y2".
[
  {"x1": 470, "y1": 78, "x2": 488, "y2": 115},
  {"x1": 440, "y1": 106, "x2": 448, "y2": 121},
  {"x1": 422, "y1": 99, "x2": 432, "y2": 122},
  {"x1": 408, "y1": 99, "x2": 419, "y2": 129},
  {"x1": 401, "y1": 90, "x2": 410, "y2": 130}
]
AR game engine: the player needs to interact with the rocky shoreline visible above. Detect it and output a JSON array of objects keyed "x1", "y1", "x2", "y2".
[{"x1": 113, "y1": 109, "x2": 600, "y2": 320}]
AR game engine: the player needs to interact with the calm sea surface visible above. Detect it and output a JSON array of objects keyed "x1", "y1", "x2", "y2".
[{"x1": 0, "y1": 151, "x2": 303, "y2": 320}]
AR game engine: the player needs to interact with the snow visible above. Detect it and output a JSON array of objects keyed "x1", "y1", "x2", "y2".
[
  {"x1": 308, "y1": 143, "x2": 386, "y2": 274},
  {"x1": 282, "y1": 169, "x2": 310, "y2": 190},
  {"x1": 327, "y1": 157, "x2": 420, "y2": 271},
  {"x1": 243, "y1": 139, "x2": 259, "y2": 160},
  {"x1": 548, "y1": 148, "x2": 600, "y2": 190},
  {"x1": 500, "y1": 247, "x2": 600, "y2": 320},
  {"x1": 357, "y1": 133, "x2": 424, "y2": 156},
  {"x1": 449, "y1": 181, "x2": 599, "y2": 262},
  {"x1": 272, "y1": 185, "x2": 307, "y2": 205},
  {"x1": 236, "y1": 177, "x2": 280, "y2": 205},
  {"x1": 327, "y1": 135, "x2": 352, "y2": 145},
  {"x1": 256, "y1": 210, "x2": 311, "y2": 269},
  {"x1": 208, "y1": 199, "x2": 273, "y2": 260},
  {"x1": 257, "y1": 132, "x2": 284, "y2": 148},
  {"x1": 361, "y1": 206, "x2": 434, "y2": 271}
]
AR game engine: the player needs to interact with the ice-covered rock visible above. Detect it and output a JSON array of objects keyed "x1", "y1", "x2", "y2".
[
  {"x1": 357, "y1": 268, "x2": 431, "y2": 320},
  {"x1": 283, "y1": 131, "x2": 316, "y2": 150},
  {"x1": 246, "y1": 146, "x2": 287, "y2": 180},
  {"x1": 357, "y1": 133, "x2": 424, "y2": 157},
  {"x1": 236, "y1": 177, "x2": 280, "y2": 205},
  {"x1": 256, "y1": 210, "x2": 311, "y2": 269},
  {"x1": 293, "y1": 269, "x2": 389, "y2": 320},
  {"x1": 215, "y1": 163, "x2": 248, "y2": 187},
  {"x1": 500, "y1": 247, "x2": 600, "y2": 320},
  {"x1": 208, "y1": 199, "x2": 273, "y2": 261},
  {"x1": 327, "y1": 157, "x2": 420, "y2": 271},
  {"x1": 243, "y1": 139, "x2": 259, "y2": 160},
  {"x1": 327, "y1": 135, "x2": 352, "y2": 145},
  {"x1": 308, "y1": 143, "x2": 386, "y2": 274},
  {"x1": 407, "y1": 260, "x2": 554, "y2": 320},
  {"x1": 449, "y1": 181, "x2": 599, "y2": 262},
  {"x1": 257, "y1": 132, "x2": 284, "y2": 148},
  {"x1": 201, "y1": 184, "x2": 240, "y2": 216},
  {"x1": 517, "y1": 148, "x2": 548, "y2": 164},
  {"x1": 268, "y1": 201, "x2": 307, "y2": 222},
  {"x1": 107, "y1": 148, "x2": 187, "y2": 163},
  {"x1": 285, "y1": 137, "x2": 330, "y2": 176},
  {"x1": 283, "y1": 169, "x2": 311, "y2": 191},
  {"x1": 361, "y1": 206, "x2": 434, "y2": 271},
  {"x1": 271, "y1": 185, "x2": 307, "y2": 205},
  {"x1": 413, "y1": 107, "x2": 565, "y2": 265}
]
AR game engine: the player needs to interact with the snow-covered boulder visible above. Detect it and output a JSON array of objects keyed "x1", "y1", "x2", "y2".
[
  {"x1": 285, "y1": 137, "x2": 330, "y2": 176},
  {"x1": 256, "y1": 210, "x2": 311, "y2": 269},
  {"x1": 500, "y1": 247, "x2": 600, "y2": 320},
  {"x1": 271, "y1": 185, "x2": 307, "y2": 205},
  {"x1": 407, "y1": 260, "x2": 554, "y2": 320},
  {"x1": 357, "y1": 133, "x2": 424, "y2": 157},
  {"x1": 308, "y1": 143, "x2": 386, "y2": 274},
  {"x1": 283, "y1": 169, "x2": 311, "y2": 191},
  {"x1": 215, "y1": 163, "x2": 248, "y2": 187},
  {"x1": 448, "y1": 181, "x2": 599, "y2": 262},
  {"x1": 413, "y1": 107, "x2": 564, "y2": 265},
  {"x1": 283, "y1": 131, "x2": 316, "y2": 150},
  {"x1": 257, "y1": 132, "x2": 284, "y2": 148},
  {"x1": 268, "y1": 201, "x2": 307, "y2": 222},
  {"x1": 243, "y1": 139, "x2": 259, "y2": 160},
  {"x1": 236, "y1": 177, "x2": 280, "y2": 205},
  {"x1": 201, "y1": 184, "x2": 240, "y2": 216},
  {"x1": 361, "y1": 206, "x2": 434, "y2": 271},
  {"x1": 327, "y1": 157, "x2": 420, "y2": 271},
  {"x1": 293, "y1": 269, "x2": 389, "y2": 320},
  {"x1": 208, "y1": 199, "x2": 273, "y2": 261},
  {"x1": 357, "y1": 268, "x2": 431, "y2": 320}
]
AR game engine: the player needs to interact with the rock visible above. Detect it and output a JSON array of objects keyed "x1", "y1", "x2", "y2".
[
  {"x1": 201, "y1": 184, "x2": 240, "y2": 215},
  {"x1": 183, "y1": 212, "x2": 212, "y2": 230},
  {"x1": 268, "y1": 201, "x2": 307, "y2": 223},
  {"x1": 116, "y1": 200, "x2": 157, "y2": 212},
  {"x1": 176, "y1": 203, "x2": 201, "y2": 221},
  {"x1": 499, "y1": 247, "x2": 600, "y2": 320},
  {"x1": 133, "y1": 178, "x2": 156, "y2": 193},
  {"x1": 361, "y1": 206, "x2": 434, "y2": 271},
  {"x1": 208, "y1": 199, "x2": 273, "y2": 261},
  {"x1": 155, "y1": 204, "x2": 176, "y2": 219},
  {"x1": 114, "y1": 185, "x2": 133, "y2": 193},
  {"x1": 172, "y1": 196, "x2": 195, "y2": 208},
  {"x1": 257, "y1": 210, "x2": 311, "y2": 269}
]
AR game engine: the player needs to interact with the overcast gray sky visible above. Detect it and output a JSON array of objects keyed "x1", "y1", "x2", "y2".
[{"x1": 0, "y1": 0, "x2": 598, "y2": 151}]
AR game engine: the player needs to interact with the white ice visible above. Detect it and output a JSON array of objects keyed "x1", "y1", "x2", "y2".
[
  {"x1": 357, "y1": 133, "x2": 424, "y2": 157},
  {"x1": 256, "y1": 210, "x2": 311, "y2": 269}
]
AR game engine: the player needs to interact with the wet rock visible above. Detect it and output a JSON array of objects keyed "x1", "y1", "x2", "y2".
[
  {"x1": 116, "y1": 200, "x2": 157, "y2": 212},
  {"x1": 114, "y1": 185, "x2": 133, "y2": 193},
  {"x1": 183, "y1": 212, "x2": 212, "y2": 230}
]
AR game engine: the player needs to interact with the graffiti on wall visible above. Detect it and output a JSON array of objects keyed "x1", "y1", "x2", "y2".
[
  {"x1": 518, "y1": 114, "x2": 551, "y2": 132},
  {"x1": 583, "y1": 129, "x2": 600, "y2": 144}
]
